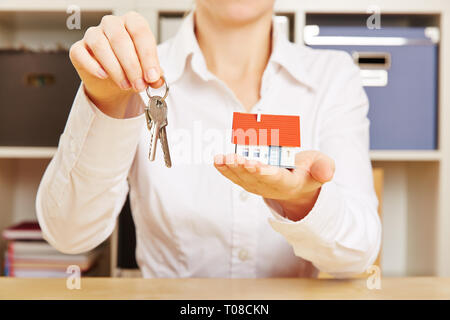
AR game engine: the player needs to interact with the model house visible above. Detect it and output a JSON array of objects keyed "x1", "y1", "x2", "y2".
[{"x1": 231, "y1": 112, "x2": 301, "y2": 168}]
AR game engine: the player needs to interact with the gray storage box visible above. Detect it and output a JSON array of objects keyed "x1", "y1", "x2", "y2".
[
  {"x1": 0, "y1": 50, "x2": 80, "y2": 147},
  {"x1": 304, "y1": 26, "x2": 439, "y2": 150}
]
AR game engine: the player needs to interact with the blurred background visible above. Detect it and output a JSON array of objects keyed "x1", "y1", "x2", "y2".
[{"x1": 0, "y1": 0, "x2": 449, "y2": 278}]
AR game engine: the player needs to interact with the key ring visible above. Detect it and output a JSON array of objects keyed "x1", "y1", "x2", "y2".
[{"x1": 146, "y1": 75, "x2": 169, "y2": 101}]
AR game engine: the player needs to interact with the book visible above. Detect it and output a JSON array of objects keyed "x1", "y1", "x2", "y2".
[
  {"x1": 11, "y1": 269, "x2": 69, "y2": 278},
  {"x1": 2, "y1": 221, "x2": 42, "y2": 240},
  {"x1": 3, "y1": 221, "x2": 102, "y2": 277},
  {"x1": 7, "y1": 240, "x2": 59, "y2": 254},
  {"x1": 6, "y1": 244, "x2": 100, "y2": 275}
]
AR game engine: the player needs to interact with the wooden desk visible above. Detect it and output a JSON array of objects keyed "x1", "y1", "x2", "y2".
[{"x1": 0, "y1": 277, "x2": 449, "y2": 300}]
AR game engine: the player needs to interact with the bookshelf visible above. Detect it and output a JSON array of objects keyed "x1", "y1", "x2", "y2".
[
  {"x1": 0, "y1": 147, "x2": 442, "y2": 162},
  {"x1": 0, "y1": 147, "x2": 57, "y2": 159},
  {"x1": 0, "y1": 4, "x2": 115, "y2": 277},
  {"x1": 1, "y1": 0, "x2": 449, "y2": 278},
  {"x1": 369, "y1": 150, "x2": 442, "y2": 162}
]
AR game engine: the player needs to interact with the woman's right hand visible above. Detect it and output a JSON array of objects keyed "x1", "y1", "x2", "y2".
[{"x1": 69, "y1": 11, "x2": 163, "y2": 118}]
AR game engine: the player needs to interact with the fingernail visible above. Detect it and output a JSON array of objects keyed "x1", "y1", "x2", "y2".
[
  {"x1": 225, "y1": 155, "x2": 235, "y2": 165},
  {"x1": 214, "y1": 155, "x2": 224, "y2": 165},
  {"x1": 133, "y1": 78, "x2": 146, "y2": 92},
  {"x1": 228, "y1": 159, "x2": 238, "y2": 168},
  {"x1": 244, "y1": 160, "x2": 257, "y2": 170},
  {"x1": 97, "y1": 69, "x2": 108, "y2": 79},
  {"x1": 145, "y1": 67, "x2": 160, "y2": 83},
  {"x1": 246, "y1": 166, "x2": 257, "y2": 173},
  {"x1": 245, "y1": 164, "x2": 256, "y2": 172},
  {"x1": 120, "y1": 79, "x2": 131, "y2": 90}
]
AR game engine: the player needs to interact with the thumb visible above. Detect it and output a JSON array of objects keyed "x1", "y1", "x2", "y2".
[{"x1": 310, "y1": 155, "x2": 335, "y2": 184}]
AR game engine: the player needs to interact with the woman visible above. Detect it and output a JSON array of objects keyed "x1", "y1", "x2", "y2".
[{"x1": 36, "y1": 0, "x2": 381, "y2": 278}]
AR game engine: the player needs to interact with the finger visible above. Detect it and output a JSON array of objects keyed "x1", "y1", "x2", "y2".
[
  {"x1": 261, "y1": 164, "x2": 300, "y2": 189},
  {"x1": 254, "y1": 162, "x2": 279, "y2": 177},
  {"x1": 101, "y1": 15, "x2": 146, "y2": 92},
  {"x1": 83, "y1": 26, "x2": 131, "y2": 90},
  {"x1": 226, "y1": 154, "x2": 259, "y2": 183},
  {"x1": 123, "y1": 12, "x2": 162, "y2": 85},
  {"x1": 69, "y1": 40, "x2": 108, "y2": 80},
  {"x1": 310, "y1": 156, "x2": 335, "y2": 183},
  {"x1": 243, "y1": 159, "x2": 259, "y2": 173},
  {"x1": 213, "y1": 154, "x2": 225, "y2": 166},
  {"x1": 295, "y1": 151, "x2": 335, "y2": 184},
  {"x1": 224, "y1": 154, "x2": 253, "y2": 175},
  {"x1": 240, "y1": 158, "x2": 305, "y2": 199},
  {"x1": 224, "y1": 155, "x2": 282, "y2": 195},
  {"x1": 214, "y1": 155, "x2": 245, "y2": 186},
  {"x1": 224, "y1": 154, "x2": 288, "y2": 188},
  {"x1": 148, "y1": 77, "x2": 165, "y2": 89}
]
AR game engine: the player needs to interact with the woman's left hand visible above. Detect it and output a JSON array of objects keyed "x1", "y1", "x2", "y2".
[{"x1": 213, "y1": 150, "x2": 335, "y2": 221}]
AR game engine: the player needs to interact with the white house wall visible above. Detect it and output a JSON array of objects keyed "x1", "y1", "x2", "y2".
[
  {"x1": 280, "y1": 147, "x2": 296, "y2": 168},
  {"x1": 235, "y1": 144, "x2": 249, "y2": 158},
  {"x1": 235, "y1": 144, "x2": 297, "y2": 168},
  {"x1": 249, "y1": 146, "x2": 269, "y2": 164},
  {"x1": 268, "y1": 146, "x2": 281, "y2": 166}
]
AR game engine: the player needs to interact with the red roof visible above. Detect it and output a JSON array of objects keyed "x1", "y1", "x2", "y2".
[{"x1": 231, "y1": 112, "x2": 300, "y2": 147}]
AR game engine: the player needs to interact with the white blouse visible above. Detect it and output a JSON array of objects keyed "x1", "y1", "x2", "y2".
[{"x1": 36, "y1": 13, "x2": 381, "y2": 278}]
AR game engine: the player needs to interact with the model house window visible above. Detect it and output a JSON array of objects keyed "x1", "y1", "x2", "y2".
[{"x1": 269, "y1": 146, "x2": 281, "y2": 166}]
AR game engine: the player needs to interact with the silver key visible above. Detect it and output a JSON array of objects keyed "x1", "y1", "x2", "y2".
[
  {"x1": 145, "y1": 76, "x2": 171, "y2": 168},
  {"x1": 159, "y1": 125, "x2": 172, "y2": 168},
  {"x1": 147, "y1": 96, "x2": 167, "y2": 161},
  {"x1": 144, "y1": 103, "x2": 153, "y2": 131}
]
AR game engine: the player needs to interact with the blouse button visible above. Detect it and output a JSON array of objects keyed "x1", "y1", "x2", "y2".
[
  {"x1": 238, "y1": 249, "x2": 249, "y2": 261},
  {"x1": 239, "y1": 191, "x2": 248, "y2": 201}
]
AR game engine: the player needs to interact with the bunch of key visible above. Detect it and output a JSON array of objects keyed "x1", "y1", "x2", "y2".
[{"x1": 144, "y1": 76, "x2": 172, "y2": 168}]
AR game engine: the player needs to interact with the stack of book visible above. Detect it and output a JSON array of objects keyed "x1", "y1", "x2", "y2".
[{"x1": 2, "y1": 221, "x2": 100, "y2": 277}]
